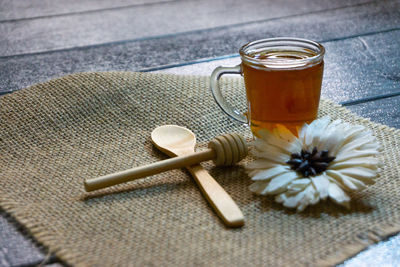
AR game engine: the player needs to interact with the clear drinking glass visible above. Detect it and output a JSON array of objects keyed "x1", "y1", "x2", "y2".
[{"x1": 210, "y1": 37, "x2": 325, "y2": 135}]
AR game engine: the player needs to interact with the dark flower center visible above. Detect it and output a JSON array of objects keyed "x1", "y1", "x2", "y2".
[{"x1": 286, "y1": 147, "x2": 335, "y2": 177}]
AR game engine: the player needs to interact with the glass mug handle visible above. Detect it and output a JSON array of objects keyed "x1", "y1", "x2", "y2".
[{"x1": 210, "y1": 65, "x2": 248, "y2": 123}]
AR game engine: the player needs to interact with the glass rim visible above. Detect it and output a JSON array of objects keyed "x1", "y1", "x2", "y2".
[{"x1": 239, "y1": 37, "x2": 325, "y2": 69}]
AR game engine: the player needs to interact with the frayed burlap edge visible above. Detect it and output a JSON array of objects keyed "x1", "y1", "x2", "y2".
[
  {"x1": 317, "y1": 220, "x2": 400, "y2": 266},
  {"x1": 0, "y1": 198, "x2": 84, "y2": 266},
  {"x1": 3, "y1": 181, "x2": 400, "y2": 267}
]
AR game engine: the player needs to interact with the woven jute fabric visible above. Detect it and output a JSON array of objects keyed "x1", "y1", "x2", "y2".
[{"x1": 1, "y1": 72, "x2": 400, "y2": 267}]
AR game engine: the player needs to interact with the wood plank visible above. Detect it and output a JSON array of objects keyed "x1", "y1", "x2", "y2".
[
  {"x1": 346, "y1": 95, "x2": 400, "y2": 129},
  {"x1": 340, "y1": 234, "x2": 400, "y2": 267},
  {"x1": 1, "y1": 0, "x2": 399, "y2": 102},
  {"x1": 0, "y1": 211, "x2": 51, "y2": 267},
  {"x1": 0, "y1": 0, "x2": 175, "y2": 22},
  {"x1": 44, "y1": 264, "x2": 65, "y2": 267},
  {"x1": 322, "y1": 31, "x2": 400, "y2": 103},
  {"x1": 0, "y1": 0, "x2": 372, "y2": 57}
]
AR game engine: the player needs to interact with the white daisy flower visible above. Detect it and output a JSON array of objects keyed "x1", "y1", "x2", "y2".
[{"x1": 246, "y1": 116, "x2": 381, "y2": 212}]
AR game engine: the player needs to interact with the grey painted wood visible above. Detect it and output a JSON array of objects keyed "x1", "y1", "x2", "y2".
[
  {"x1": 0, "y1": 211, "x2": 51, "y2": 267},
  {"x1": 0, "y1": 0, "x2": 372, "y2": 57},
  {"x1": 44, "y1": 264, "x2": 65, "y2": 267},
  {"x1": 0, "y1": 0, "x2": 174, "y2": 22},
  {"x1": 322, "y1": 30, "x2": 400, "y2": 103},
  {"x1": 340, "y1": 234, "x2": 400, "y2": 266},
  {"x1": 346, "y1": 95, "x2": 400, "y2": 129},
  {"x1": 1, "y1": 0, "x2": 399, "y2": 95}
]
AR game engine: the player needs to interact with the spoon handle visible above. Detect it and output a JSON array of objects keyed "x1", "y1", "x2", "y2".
[
  {"x1": 84, "y1": 149, "x2": 215, "y2": 192},
  {"x1": 187, "y1": 165, "x2": 245, "y2": 227}
]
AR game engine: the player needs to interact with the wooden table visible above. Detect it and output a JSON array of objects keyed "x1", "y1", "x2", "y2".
[{"x1": 1, "y1": 0, "x2": 399, "y2": 266}]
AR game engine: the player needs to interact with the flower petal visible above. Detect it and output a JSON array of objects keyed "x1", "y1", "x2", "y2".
[
  {"x1": 311, "y1": 175, "x2": 330, "y2": 199},
  {"x1": 334, "y1": 149, "x2": 380, "y2": 162},
  {"x1": 329, "y1": 157, "x2": 379, "y2": 170},
  {"x1": 336, "y1": 134, "x2": 377, "y2": 156},
  {"x1": 336, "y1": 167, "x2": 377, "y2": 179},
  {"x1": 251, "y1": 148, "x2": 291, "y2": 164},
  {"x1": 261, "y1": 172, "x2": 299, "y2": 194},
  {"x1": 275, "y1": 191, "x2": 299, "y2": 208},
  {"x1": 257, "y1": 129, "x2": 301, "y2": 154},
  {"x1": 342, "y1": 176, "x2": 368, "y2": 190},
  {"x1": 330, "y1": 125, "x2": 365, "y2": 155},
  {"x1": 326, "y1": 169, "x2": 376, "y2": 186},
  {"x1": 249, "y1": 181, "x2": 269, "y2": 195},
  {"x1": 247, "y1": 169, "x2": 261, "y2": 177},
  {"x1": 251, "y1": 166, "x2": 290, "y2": 181},
  {"x1": 276, "y1": 184, "x2": 319, "y2": 212},
  {"x1": 287, "y1": 178, "x2": 311, "y2": 192},
  {"x1": 252, "y1": 138, "x2": 288, "y2": 155},
  {"x1": 273, "y1": 124, "x2": 297, "y2": 142},
  {"x1": 328, "y1": 182, "x2": 350, "y2": 209},
  {"x1": 300, "y1": 185, "x2": 320, "y2": 209},
  {"x1": 304, "y1": 116, "x2": 331, "y2": 147},
  {"x1": 317, "y1": 120, "x2": 345, "y2": 152},
  {"x1": 326, "y1": 170, "x2": 368, "y2": 191},
  {"x1": 363, "y1": 141, "x2": 381, "y2": 151}
]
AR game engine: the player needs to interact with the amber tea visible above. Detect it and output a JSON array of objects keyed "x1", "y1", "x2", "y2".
[
  {"x1": 242, "y1": 49, "x2": 324, "y2": 135},
  {"x1": 210, "y1": 38, "x2": 325, "y2": 136}
]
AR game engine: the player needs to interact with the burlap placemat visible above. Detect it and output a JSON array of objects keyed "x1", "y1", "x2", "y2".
[{"x1": 1, "y1": 72, "x2": 400, "y2": 267}]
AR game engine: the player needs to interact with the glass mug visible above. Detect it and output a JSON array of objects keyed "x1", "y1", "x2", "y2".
[{"x1": 210, "y1": 37, "x2": 325, "y2": 136}]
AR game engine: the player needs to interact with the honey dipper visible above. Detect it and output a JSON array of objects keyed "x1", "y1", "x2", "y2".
[{"x1": 84, "y1": 127, "x2": 248, "y2": 192}]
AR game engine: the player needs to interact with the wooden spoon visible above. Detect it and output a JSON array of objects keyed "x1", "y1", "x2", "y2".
[{"x1": 151, "y1": 125, "x2": 245, "y2": 227}]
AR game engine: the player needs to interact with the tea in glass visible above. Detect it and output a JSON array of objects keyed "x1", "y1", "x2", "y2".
[
  {"x1": 210, "y1": 38, "x2": 325, "y2": 136},
  {"x1": 242, "y1": 48, "x2": 324, "y2": 134}
]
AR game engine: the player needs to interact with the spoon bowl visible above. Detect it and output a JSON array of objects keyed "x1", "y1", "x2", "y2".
[
  {"x1": 151, "y1": 125, "x2": 196, "y2": 157},
  {"x1": 151, "y1": 125, "x2": 245, "y2": 227}
]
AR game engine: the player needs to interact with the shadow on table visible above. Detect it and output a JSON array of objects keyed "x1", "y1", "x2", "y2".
[{"x1": 258, "y1": 194, "x2": 375, "y2": 218}]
